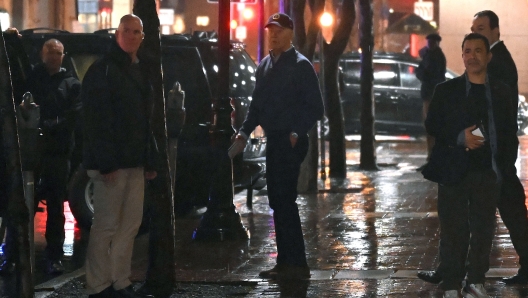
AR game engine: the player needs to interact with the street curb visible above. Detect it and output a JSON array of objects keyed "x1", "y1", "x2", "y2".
[{"x1": 34, "y1": 267, "x2": 85, "y2": 298}]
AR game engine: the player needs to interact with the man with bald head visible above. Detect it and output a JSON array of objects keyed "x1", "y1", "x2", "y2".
[{"x1": 82, "y1": 14, "x2": 156, "y2": 298}]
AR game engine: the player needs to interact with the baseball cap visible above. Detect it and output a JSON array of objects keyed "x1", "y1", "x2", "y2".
[{"x1": 265, "y1": 13, "x2": 294, "y2": 30}]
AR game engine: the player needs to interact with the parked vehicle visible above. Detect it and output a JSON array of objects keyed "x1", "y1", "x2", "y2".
[
  {"x1": 338, "y1": 52, "x2": 528, "y2": 136},
  {"x1": 3, "y1": 29, "x2": 266, "y2": 227}
]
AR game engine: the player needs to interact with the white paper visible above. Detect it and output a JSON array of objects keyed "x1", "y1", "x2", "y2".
[{"x1": 472, "y1": 127, "x2": 484, "y2": 137}]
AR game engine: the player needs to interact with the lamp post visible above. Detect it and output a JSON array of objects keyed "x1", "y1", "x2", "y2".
[
  {"x1": 193, "y1": 0, "x2": 248, "y2": 241},
  {"x1": 319, "y1": 11, "x2": 333, "y2": 180}
]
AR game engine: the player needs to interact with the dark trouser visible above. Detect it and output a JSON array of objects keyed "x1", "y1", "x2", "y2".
[
  {"x1": 498, "y1": 168, "x2": 528, "y2": 275},
  {"x1": 38, "y1": 154, "x2": 68, "y2": 261},
  {"x1": 3, "y1": 154, "x2": 68, "y2": 262},
  {"x1": 438, "y1": 169, "x2": 500, "y2": 291},
  {"x1": 266, "y1": 132, "x2": 308, "y2": 267}
]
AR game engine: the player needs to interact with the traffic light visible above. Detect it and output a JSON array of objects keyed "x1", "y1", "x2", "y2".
[{"x1": 242, "y1": 7, "x2": 254, "y2": 20}]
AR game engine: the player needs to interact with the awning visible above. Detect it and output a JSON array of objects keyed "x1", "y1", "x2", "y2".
[{"x1": 385, "y1": 13, "x2": 437, "y2": 35}]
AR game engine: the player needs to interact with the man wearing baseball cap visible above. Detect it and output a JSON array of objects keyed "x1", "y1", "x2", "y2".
[
  {"x1": 228, "y1": 12, "x2": 324, "y2": 280},
  {"x1": 416, "y1": 32, "x2": 446, "y2": 172}
]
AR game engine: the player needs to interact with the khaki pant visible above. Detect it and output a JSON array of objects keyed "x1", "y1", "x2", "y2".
[{"x1": 85, "y1": 167, "x2": 145, "y2": 294}]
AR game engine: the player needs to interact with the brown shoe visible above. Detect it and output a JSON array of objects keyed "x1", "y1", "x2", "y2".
[
  {"x1": 276, "y1": 264, "x2": 310, "y2": 280},
  {"x1": 259, "y1": 264, "x2": 282, "y2": 279}
]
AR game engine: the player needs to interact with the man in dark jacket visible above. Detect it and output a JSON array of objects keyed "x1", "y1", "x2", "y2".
[
  {"x1": 418, "y1": 10, "x2": 528, "y2": 286},
  {"x1": 416, "y1": 33, "x2": 446, "y2": 169},
  {"x1": 0, "y1": 38, "x2": 81, "y2": 275},
  {"x1": 30, "y1": 39, "x2": 81, "y2": 275},
  {"x1": 228, "y1": 13, "x2": 324, "y2": 280},
  {"x1": 82, "y1": 14, "x2": 156, "y2": 298},
  {"x1": 423, "y1": 33, "x2": 517, "y2": 298},
  {"x1": 472, "y1": 10, "x2": 528, "y2": 285}
]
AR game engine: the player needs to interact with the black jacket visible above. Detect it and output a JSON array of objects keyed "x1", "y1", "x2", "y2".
[
  {"x1": 27, "y1": 64, "x2": 81, "y2": 154},
  {"x1": 416, "y1": 46, "x2": 446, "y2": 99},
  {"x1": 239, "y1": 47, "x2": 324, "y2": 137},
  {"x1": 489, "y1": 41, "x2": 518, "y2": 113},
  {"x1": 81, "y1": 43, "x2": 157, "y2": 174},
  {"x1": 425, "y1": 75, "x2": 518, "y2": 183}
]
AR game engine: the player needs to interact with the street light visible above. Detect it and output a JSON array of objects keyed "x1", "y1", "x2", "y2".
[
  {"x1": 318, "y1": 12, "x2": 333, "y2": 180},
  {"x1": 320, "y1": 12, "x2": 333, "y2": 28}
]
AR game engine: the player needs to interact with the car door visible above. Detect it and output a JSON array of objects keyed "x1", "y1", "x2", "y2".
[
  {"x1": 340, "y1": 59, "x2": 361, "y2": 134},
  {"x1": 340, "y1": 59, "x2": 400, "y2": 135},
  {"x1": 395, "y1": 62, "x2": 425, "y2": 135},
  {"x1": 372, "y1": 61, "x2": 400, "y2": 134}
]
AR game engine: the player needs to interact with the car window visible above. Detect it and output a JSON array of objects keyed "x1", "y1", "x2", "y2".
[
  {"x1": 341, "y1": 60, "x2": 360, "y2": 85},
  {"x1": 162, "y1": 46, "x2": 212, "y2": 123},
  {"x1": 69, "y1": 54, "x2": 100, "y2": 82},
  {"x1": 373, "y1": 63, "x2": 398, "y2": 87},
  {"x1": 203, "y1": 47, "x2": 256, "y2": 98},
  {"x1": 400, "y1": 63, "x2": 421, "y2": 88},
  {"x1": 229, "y1": 49, "x2": 256, "y2": 97}
]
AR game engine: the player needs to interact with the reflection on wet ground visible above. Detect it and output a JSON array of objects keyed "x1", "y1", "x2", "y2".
[
  {"x1": 159, "y1": 137, "x2": 528, "y2": 296},
  {"x1": 4, "y1": 136, "x2": 528, "y2": 297}
]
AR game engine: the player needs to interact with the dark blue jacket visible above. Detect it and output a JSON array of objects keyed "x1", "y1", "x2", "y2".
[
  {"x1": 81, "y1": 43, "x2": 157, "y2": 174},
  {"x1": 416, "y1": 46, "x2": 446, "y2": 99},
  {"x1": 239, "y1": 47, "x2": 324, "y2": 137}
]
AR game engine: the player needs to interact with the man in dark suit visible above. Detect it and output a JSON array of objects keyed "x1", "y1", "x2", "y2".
[
  {"x1": 423, "y1": 33, "x2": 517, "y2": 298},
  {"x1": 418, "y1": 10, "x2": 528, "y2": 286},
  {"x1": 472, "y1": 11, "x2": 528, "y2": 285}
]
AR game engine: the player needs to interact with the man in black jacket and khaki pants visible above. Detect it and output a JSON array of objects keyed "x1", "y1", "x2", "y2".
[{"x1": 82, "y1": 14, "x2": 156, "y2": 298}]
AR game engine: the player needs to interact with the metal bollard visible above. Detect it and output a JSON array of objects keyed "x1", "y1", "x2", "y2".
[{"x1": 16, "y1": 92, "x2": 39, "y2": 273}]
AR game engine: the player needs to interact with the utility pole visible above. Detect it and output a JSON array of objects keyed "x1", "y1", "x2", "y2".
[
  {"x1": 257, "y1": 0, "x2": 265, "y2": 62},
  {"x1": 0, "y1": 29, "x2": 33, "y2": 298},
  {"x1": 359, "y1": 0, "x2": 378, "y2": 170},
  {"x1": 133, "y1": 1, "x2": 176, "y2": 296},
  {"x1": 193, "y1": 0, "x2": 248, "y2": 241}
]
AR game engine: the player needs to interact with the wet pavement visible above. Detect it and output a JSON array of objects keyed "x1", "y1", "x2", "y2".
[{"x1": 5, "y1": 136, "x2": 528, "y2": 297}]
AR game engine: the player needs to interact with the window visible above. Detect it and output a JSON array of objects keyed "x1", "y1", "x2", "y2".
[
  {"x1": 341, "y1": 60, "x2": 360, "y2": 85},
  {"x1": 373, "y1": 63, "x2": 398, "y2": 87},
  {"x1": 400, "y1": 64, "x2": 421, "y2": 88}
]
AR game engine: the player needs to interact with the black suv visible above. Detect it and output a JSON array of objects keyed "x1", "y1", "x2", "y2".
[{"x1": 3, "y1": 29, "x2": 266, "y2": 227}]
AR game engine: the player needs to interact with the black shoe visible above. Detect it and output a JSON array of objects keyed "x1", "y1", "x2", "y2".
[
  {"x1": 417, "y1": 270, "x2": 442, "y2": 284},
  {"x1": 45, "y1": 260, "x2": 64, "y2": 274},
  {"x1": 416, "y1": 163, "x2": 428, "y2": 171},
  {"x1": 0, "y1": 260, "x2": 15, "y2": 275},
  {"x1": 502, "y1": 273, "x2": 528, "y2": 284},
  {"x1": 88, "y1": 286, "x2": 114, "y2": 298},
  {"x1": 259, "y1": 264, "x2": 282, "y2": 279},
  {"x1": 276, "y1": 264, "x2": 310, "y2": 280},
  {"x1": 114, "y1": 285, "x2": 154, "y2": 298}
]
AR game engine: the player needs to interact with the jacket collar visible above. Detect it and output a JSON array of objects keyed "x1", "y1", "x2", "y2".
[
  {"x1": 108, "y1": 42, "x2": 137, "y2": 67},
  {"x1": 269, "y1": 46, "x2": 296, "y2": 64}
]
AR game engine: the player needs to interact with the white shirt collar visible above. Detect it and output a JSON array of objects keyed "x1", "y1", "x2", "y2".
[{"x1": 490, "y1": 40, "x2": 501, "y2": 50}]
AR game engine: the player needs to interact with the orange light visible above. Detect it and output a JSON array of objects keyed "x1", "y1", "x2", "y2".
[
  {"x1": 230, "y1": 20, "x2": 238, "y2": 29},
  {"x1": 242, "y1": 8, "x2": 254, "y2": 20},
  {"x1": 320, "y1": 12, "x2": 333, "y2": 27}
]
